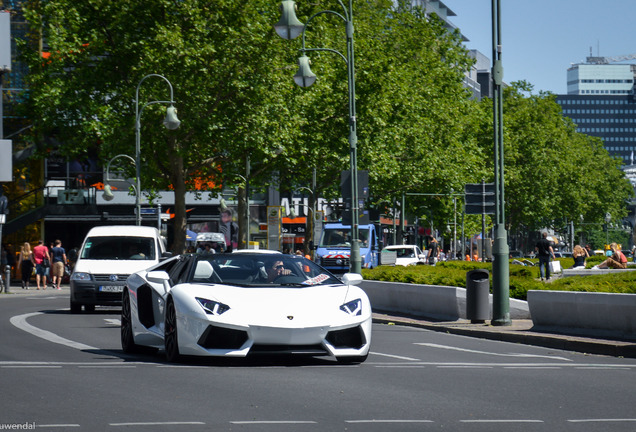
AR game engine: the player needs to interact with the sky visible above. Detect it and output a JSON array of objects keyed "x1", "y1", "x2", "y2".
[{"x1": 442, "y1": 0, "x2": 636, "y2": 94}]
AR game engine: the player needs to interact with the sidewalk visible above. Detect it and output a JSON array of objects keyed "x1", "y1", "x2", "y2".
[
  {"x1": 0, "y1": 282, "x2": 70, "y2": 295},
  {"x1": 372, "y1": 312, "x2": 636, "y2": 359},
  {"x1": 2, "y1": 282, "x2": 634, "y2": 359}
]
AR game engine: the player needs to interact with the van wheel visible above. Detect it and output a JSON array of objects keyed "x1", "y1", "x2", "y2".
[{"x1": 70, "y1": 301, "x2": 82, "y2": 314}]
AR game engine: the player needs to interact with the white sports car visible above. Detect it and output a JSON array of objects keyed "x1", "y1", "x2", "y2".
[{"x1": 121, "y1": 251, "x2": 372, "y2": 363}]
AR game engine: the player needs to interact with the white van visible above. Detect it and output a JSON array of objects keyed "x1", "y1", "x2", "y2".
[{"x1": 70, "y1": 226, "x2": 171, "y2": 313}]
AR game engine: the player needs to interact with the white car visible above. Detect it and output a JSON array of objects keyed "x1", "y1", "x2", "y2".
[
  {"x1": 121, "y1": 251, "x2": 372, "y2": 363},
  {"x1": 382, "y1": 245, "x2": 427, "y2": 266}
]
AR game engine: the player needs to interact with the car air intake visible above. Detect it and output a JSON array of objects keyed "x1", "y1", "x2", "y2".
[
  {"x1": 326, "y1": 326, "x2": 366, "y2": 349},
  {"x1": 197, "y1": 325, "x2": 248, "y2": 350}
]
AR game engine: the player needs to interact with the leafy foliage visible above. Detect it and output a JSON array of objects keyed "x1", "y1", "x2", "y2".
[{"x1": 363, "y1": 260, "x2": 636, "y2": 301}]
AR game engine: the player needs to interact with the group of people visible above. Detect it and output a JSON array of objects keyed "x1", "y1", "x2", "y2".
[
  {"x1": 15, "y1": 240, "x2": 69, "y2": 290},
  {"x1": 536, "y1": 231, "x2": 630, "y2": 281}
]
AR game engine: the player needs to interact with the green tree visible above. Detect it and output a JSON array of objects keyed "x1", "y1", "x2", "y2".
[
  {"x1": 275, "y1": 0, "x2": 486, "y2": 228},
  {"x1": 477, "y1": 81, "x2": 633, "y2": 233},
  {"x1": 19, "y1": 0, "x2": 300, "y2": 253}
]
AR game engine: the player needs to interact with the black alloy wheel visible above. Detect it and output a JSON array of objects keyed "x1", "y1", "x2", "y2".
[
  {"x1": 164, "y1": 299, "x2": 180, "y2": 362},
  {"x1": 120, "y1": 290, "x2": 139, "y2": 353}
]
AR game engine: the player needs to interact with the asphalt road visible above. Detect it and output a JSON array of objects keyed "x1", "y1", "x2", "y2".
[{"x1": 1, "y1": 289, "x2": 635, "y2": 431}]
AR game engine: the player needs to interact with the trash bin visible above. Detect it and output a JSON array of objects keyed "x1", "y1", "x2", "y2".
[{"x1": 466, "y1": 269, "x2": 490, "y2": 323}]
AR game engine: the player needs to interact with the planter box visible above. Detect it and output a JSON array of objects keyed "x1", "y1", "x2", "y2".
[
  {"x1": 528, "y1": 290, "x2": 636, "y2": 336},
  {"x1": 360, "y1": 280, "x2": 530, "y2": 321}
]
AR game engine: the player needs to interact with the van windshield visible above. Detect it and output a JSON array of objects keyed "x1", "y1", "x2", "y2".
[
  {"x1": 80, "y1": 236, "x2": 156, "y2": 260},
  {"x1": 320, "y1": 228, "x2": 369, "y2": 248}
]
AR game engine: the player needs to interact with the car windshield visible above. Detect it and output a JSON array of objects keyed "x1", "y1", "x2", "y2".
[
  {"x1": 80, "y1": 236, "x2": 156, "y2": 260},
  {"x1": 320, "y1": 228, "x2": 369, "y2": 247},
  {"x1": 190, "y1": 252, "x2": 343, "y2": 287},
  {"x1": 390, "y1": 248, "x2": 416, "y2": 258}
]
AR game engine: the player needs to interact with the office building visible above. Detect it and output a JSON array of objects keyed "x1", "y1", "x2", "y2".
[{"x1": 556, "y1": 56, "x2": 636, "y2": 164}]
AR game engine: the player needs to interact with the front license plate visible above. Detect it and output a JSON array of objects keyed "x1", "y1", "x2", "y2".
[{"x1": 99, "y1": 285, "x2": 124, "y2": 293}]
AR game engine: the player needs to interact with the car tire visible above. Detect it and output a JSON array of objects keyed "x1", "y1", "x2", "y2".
[
  {"x1": 70, "y1": 300, "x2": 82, "y2": 314},
  {"x1": 121, "y1": 290, "x2": 140, "y2": 354},
  {"x1": 84, "y1": 304, "x2": 95, "y2": 313},
  {"x1": 164, "y1": 299, "x2": 181, "y2": 362},
  {"x1": 336, "y1": 354, "x2": 368, "y2": 364}
]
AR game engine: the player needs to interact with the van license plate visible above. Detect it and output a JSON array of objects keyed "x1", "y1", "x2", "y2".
[{"x1": 99, "y1": 286, "x2": 124, "y2": 293}]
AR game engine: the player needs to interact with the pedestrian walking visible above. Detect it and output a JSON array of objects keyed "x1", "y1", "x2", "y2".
[
  {"x1": 17, "y1": 242, "x2": 34, "y2": 289},
  {"x1": 535, "y1": 232, "x2": 556, "y2": 281},
  {"x1": 33, "y1": 240, "x2": 51, "y2": 290},
  {"x1": 50, "y1": 239, "x2": 67, "y2": 290},
  {"x1": 427, "y1": 237, "x2": 439, "y2": 265}
]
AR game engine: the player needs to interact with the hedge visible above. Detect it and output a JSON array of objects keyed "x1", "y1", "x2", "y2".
[{"x1": 361, "y1": 258, "x2": 636, "y2": 301}]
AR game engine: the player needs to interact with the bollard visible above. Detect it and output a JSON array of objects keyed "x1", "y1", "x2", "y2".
[{"x1": 4, "y1": 265, "x2": 10, "y2": 294}]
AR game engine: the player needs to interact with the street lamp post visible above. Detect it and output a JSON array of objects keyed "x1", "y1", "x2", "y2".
[
  {"x1": 275, "y1": 0, "x2": 361, "y2": 274},
  {"x1": 491, "y1": 0, "x2": 511, "y2": 326},
  {"x1": 135, "y1": 74, "x2": 180, "y2": 226},
  {"x1": 102, "y1": 154, "x2": 137, "y2": 211}
]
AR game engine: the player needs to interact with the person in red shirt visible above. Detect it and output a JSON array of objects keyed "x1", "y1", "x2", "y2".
[{"x1": 33, "y1": 240, "x2": 51, "y2": 290}]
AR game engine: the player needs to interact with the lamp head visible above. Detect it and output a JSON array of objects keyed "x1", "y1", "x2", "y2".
[
  {"x1": 293, "y1": 55, "x2": 316, "y2": 87},
  {"x1": 220, "y1": 198, "x2": 228, "y2": 211},
  {"x1": 274, "y1": 0, "x2": 305, "y2": 40},
  {"x1": 102, "y1": 184, "x2": 114, "y2": 201},
  {"x1": 163, "y1": 105, "x2": 181, "y2": 130},
  {"x1": 288, "y1": 208, "x2": 297, "y2": 219}
]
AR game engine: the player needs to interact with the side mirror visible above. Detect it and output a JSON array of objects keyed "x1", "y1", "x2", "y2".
[
  {"x1": 147, "y1": 270, "x2": 171, "y2": 294},
  {"x1": 147, "y1": 270, "x2": 169, "y2": 283},
  {"x1": 341, "y1": 272, "x2": 363, "y2": 286}
]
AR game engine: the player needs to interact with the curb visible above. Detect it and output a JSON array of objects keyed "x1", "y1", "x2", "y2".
[{"x1": 373, "y1": 314, "x2": 636, "y2": 359}]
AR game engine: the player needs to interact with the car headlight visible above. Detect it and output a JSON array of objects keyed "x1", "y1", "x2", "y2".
[
  {"x1": 340, "y1": 298, "x2": 362, "y2": 316},
  {"x1": 196, "y1": 297, "x2": 230, "y2": 316},
  {"x1": 71, "y1": 272, "x2": 92, "y2": 281}
]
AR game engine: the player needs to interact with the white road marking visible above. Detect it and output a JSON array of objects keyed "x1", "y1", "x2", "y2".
[
  {"x1": 415, "y1": 342, "x2": 572, "y2": 361},
  {"x1": 568, "y1": 419, "x2": 636, "y2": 423},
  {"x1": 370, "y1": 351, "x2": 420, "y2": 361},
  {"x1": 230, "y1": 421, "x2": 317, "y2": 424},
  {"x1": 346, "y1": 420, "x2": 433, "y2": 423},
  {"x1": 373, "y1": 362, "x2": 636, "y2": 368},
  {"x1": 10, "y1": 312, "x2": 98, "y2": 351},
  {"x1": 110, "y1": 422, "x2": 205, "y2": 426},
  {"x1": 461, "y1": 419, "x2": 544, "y2": 423},
  {"x1": 104, "y1": 318, "x2": 121, "y2": 326}
]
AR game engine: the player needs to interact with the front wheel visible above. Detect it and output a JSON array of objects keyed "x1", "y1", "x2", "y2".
[
  {"x1": 70, "y1": 300, "x2": 82, "y2": 314},
  {"x1": 121, "y1": 290, "x2": 139, "y2": 353},
  {"x1": 164, "y1": 299, "x2": 181, "y2": 362}
]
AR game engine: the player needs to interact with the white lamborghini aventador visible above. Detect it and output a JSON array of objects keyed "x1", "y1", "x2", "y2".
[{"x1": 121, "y1": 251, "x2": 372, "y2": 363}]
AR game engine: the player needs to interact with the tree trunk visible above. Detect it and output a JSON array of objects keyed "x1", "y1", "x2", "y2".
[
  {"x1": 237, "y1": 185, "x2": 247, "y2": 249},
  {"x1": 170, "y1": 154, "x2": 186, "y2": 254}
]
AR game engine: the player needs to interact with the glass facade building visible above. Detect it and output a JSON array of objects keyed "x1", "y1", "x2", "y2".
[{"x1": 557, "y1": 95, "x2": 636, "y2": 164}]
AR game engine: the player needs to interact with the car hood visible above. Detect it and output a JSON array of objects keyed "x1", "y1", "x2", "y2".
[
  {"x1": 173, "y1": 283, "x2": 365, "y2": 327},
  {"x1": 74, "y1": 259, "x2": 158, "y2": 275}
]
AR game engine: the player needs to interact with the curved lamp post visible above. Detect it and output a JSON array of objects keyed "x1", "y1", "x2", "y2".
[
  {"x1": 135, "y1": 74, "x2": 181, "y2": 226},
  {"x1": 103, "y1": 154, "x2": 137, "y2": 218},
  {"x1": 275, "y1": 0, "x2": 361, "y2": 274}
]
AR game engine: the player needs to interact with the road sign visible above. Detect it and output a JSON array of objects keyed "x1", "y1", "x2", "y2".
[{"x1": 465, "y1": 182, "x2": 495, "y2": 215}]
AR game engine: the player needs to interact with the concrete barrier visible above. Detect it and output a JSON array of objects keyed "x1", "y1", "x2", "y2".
[
  {"x1": 527, "y1": 290, "x2": 636, "y2": 336},
  {"x1": 360, "y1": 280, "x2": 530, "y2": 321}
]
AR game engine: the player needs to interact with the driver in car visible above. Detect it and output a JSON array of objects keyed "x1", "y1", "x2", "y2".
[{"x1": 267, "y1": 260, "x2": 291, "y2": 282}]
